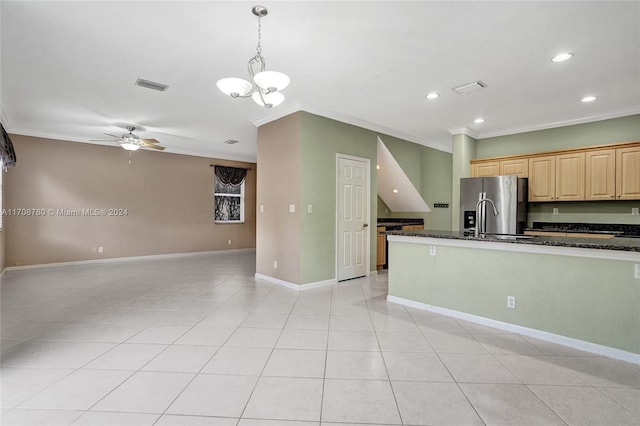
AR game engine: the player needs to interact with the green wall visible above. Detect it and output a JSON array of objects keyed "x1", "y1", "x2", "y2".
[
  {"x1": 299, "y1": 113, "x2": 378, "y2": 284},
  {"x1": 451, "y1": 133, "x2": 477, "y2": 231},
  {"x1": 388, "y1": 240, "x2": 640, "y2": 354},
  {"x1": 477, "y1": 115, "x2": 640, "y2": 158},
  {"x1": 297, "y1": 112, "x2": 453, "y2": 283}
]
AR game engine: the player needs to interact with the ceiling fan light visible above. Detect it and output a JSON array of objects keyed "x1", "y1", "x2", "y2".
[
  {"x1": 216, "y1": 78, "x2": 253, "y2": 97},
  {"x1": 254, "y1": 71, "x2": 290, "y2": 92},
  {"x1": 121, "y1": 142, "x2": 141, "y2": 151},
  {"x1": 252, "y1": 91, "x2": 285, "y2": 108}
]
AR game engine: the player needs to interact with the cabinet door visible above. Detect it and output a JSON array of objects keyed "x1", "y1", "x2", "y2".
[
  {"x1": 500, "y1": 158, "x2": 528, "y2": 177},
  {"x1": 585, "y1": 149, "x2": 615, "y2": 200},
  {"x1": 556, "y1": 152, "x2": 585, "y2": 200},
  {"x1": 616, "y1": 147, "x2": 640, "y2": 200},
  {"x1": 472, "y1": 161, "x2": 499, "y2": 177},
  {"x1": 376, "y1": 235, "x2": 386, "y2": 268},
  {"x1": 528, "y1": 156, "x2": 556, "y2": 201}
]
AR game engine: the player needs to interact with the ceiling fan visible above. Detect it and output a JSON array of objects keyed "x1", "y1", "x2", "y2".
[{"x1": 91, "y1": 125, "x2": 165, "y2": 151}]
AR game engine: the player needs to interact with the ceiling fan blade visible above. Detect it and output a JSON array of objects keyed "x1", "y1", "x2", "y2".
[
  {"x1": 143, "y1": 144, "x2": 166, "y2": 150},
  {"x1": 104, "y1": 133, "x2": 121, "y2": 139},
  {"x1": 140, "y1": 138, "x2": 160, "y2": 144},
  {"x1": 90, "y1": 139, "x2": 120, "y2": 142}
]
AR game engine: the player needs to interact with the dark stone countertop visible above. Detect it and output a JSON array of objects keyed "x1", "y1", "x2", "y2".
[
  {"x1": 529, "y1": 222, "x2": 640, "y2": 237},
  {"x1": 383, "y1": 230, "x2": 640, "y2": 253}
]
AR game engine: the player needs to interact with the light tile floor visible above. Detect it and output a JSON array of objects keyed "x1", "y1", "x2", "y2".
[{"x1": 1, "y1": 249, "x2": 639, "y2": 425}]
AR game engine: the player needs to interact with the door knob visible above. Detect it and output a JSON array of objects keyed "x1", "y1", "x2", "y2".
[{"x1": 363, "y1": 223, "x2": 369, "y2": 228}]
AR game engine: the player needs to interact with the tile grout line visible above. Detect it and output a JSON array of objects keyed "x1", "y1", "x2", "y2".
[
  {"x1": 234, "y1": 281, "x2": 303, "y2": 425},
  {"x1": 359, "y1": 275, "x2": 404, "y2": 425},
  {"x1": 408, "y1": 307, "x2": 488, "y2": 426}
]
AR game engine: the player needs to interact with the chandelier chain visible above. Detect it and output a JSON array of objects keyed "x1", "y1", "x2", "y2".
[{"x1": 256, "y1": 15, "x2": 263, "y2": 56}]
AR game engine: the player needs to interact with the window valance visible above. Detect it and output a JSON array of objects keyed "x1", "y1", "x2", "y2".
[
  {"x1": 0, "y1": 122, "x2": 16, "y2": 170},
  {"x1": 214, "y1": 166, "x2": 248, "y2": 186}
]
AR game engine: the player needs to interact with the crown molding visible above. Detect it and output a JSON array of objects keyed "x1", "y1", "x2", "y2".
[
  {"x1": 477, "y1": 107, "x2": 640, "y2": 139},
  {"x1": 447, "y1": 127, "x2": 479, "y2": 139},
  {"x1": 253, "y1": 101, "x2": 452, "y2": 153}
]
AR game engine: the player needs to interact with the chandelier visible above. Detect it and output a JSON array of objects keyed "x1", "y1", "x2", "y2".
[{"x1": 216, "y1": 5, "x2": 290, "y2": 108}]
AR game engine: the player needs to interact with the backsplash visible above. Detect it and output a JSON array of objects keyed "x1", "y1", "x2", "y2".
[{"x1": 527, "y1": 200, "x2": 640, "y2": 227}]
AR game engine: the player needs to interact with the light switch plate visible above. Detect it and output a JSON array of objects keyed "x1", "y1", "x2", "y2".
[
  {"x1": 307, "y1": 204, "x2": 313, "y2": 214},
  {"x1": 289, "y1": 204, "x2": 295, "y2": 213},
  {"x1": 260, "y1": 205, "x2": 264, "y2": 213}
]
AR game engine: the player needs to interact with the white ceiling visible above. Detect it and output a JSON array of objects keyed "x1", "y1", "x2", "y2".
[{"x1": 2, "y1": 1, "x2": 639, "y2": 163}]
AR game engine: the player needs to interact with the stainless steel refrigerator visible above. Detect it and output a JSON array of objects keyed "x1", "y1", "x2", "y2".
[{"x1": 459, "y1": 175, "x2": 528, "y2": 235}]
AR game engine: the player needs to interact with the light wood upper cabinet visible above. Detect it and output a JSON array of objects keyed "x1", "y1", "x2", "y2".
[
  {"x1": 616, "y1": 146, "x2": 640, "y2": 200},
  {"x1": 499, "y1": 158, "x2": 528, "y2": 178},
  {"x1": 585, "y1": 149, "x2": 615, "y2": 200},
  {"x1": 470, "y1": 141, "x2": 640, "y2": 201},
  {"x1": 555, "y1": 152, "x2": 585, "y2": 201},
  {"x1": 471, "y1": 161, "x2": 499, "y2": 177},
  {"x1": 528, "y1": 156, "x2": 556, "y2": 201}
]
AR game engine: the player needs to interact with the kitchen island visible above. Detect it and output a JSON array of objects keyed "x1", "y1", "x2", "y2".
[{"x1": 385, "y1": 230, "x2": 640, "y2": 363}]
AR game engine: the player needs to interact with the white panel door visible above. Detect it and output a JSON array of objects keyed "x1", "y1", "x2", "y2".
[{"x1": 337, "y1": 156, "x2": 369, "y2": 281}]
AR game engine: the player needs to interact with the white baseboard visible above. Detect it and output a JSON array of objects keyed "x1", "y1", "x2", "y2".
[
  {"x1": 255, "y1": 273, "x2": 336, "y2": 291},
  {"x1": 387, "y1": 295, "x2": 640, "y2": 365},
  {"x1": 3, "y1": 248, "x2": 256, "y2": 272}
]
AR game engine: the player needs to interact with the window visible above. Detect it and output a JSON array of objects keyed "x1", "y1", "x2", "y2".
[{"x1": 214, "y1": 166, "x2": 247, "y2": 223}]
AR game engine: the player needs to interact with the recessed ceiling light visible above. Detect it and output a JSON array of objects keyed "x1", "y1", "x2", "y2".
[
  {"x1": 551, "y1": 52, "x2": 573, "y2": 63},
  {"x1": 581, "y1": 95, "x2": 597, "y2": 103},
  {"x1": 474, "y1": 118, "x2": 485, "y2": 124},
  {"x1": 392, "y1": 189, "x2": 399, "y2": 194},
  {"x1": 426, "y1": 92, "x2": 440, "y2": 100}
]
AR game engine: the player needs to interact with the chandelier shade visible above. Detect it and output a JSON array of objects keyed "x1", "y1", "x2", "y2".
[
  {"x1": 216, "y1": 78, "x2": 253, "y2": 97},
  {"x1": 216, "y1": 6, "x2": 289, "y2": 109},
  {"x1": 252, "y1": 91, "x2": 285, "y2": 108},
  {"x1": 253, "y1": 71, "x2": 290, "y2": 92}
]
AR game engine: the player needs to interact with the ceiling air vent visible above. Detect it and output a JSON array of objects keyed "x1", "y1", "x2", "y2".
[
  {"x1": 452, "y1": 80, "x2": 486, "y2": 95},
  {"x1": 224, "y1": 139, "x2": 239, "y2": 145},
  {"x1": 135, "y1": 78, "x2": 169, "y2": 92}
]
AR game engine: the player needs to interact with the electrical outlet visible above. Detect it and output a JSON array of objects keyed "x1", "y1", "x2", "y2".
[
  {"x1": 98, "y1": 247, "x2": 104, "y2": 253},
  {"x1": 429, "y1": 245, "x2": 436, "y2": 256},
  {"x1": 260, "y1": 205, "x2": 264, "y2": 213},
  {"x1": 552, "y1": 208, "x2": 559, "y2": 215},
  {"x1": 507, "y1": 296, "x2": 516, "y2": 309},
  {"x1": 635, "y1": 264, "x2": 640, "y2": 279},
  {"x1": 307, "y1": 204, "x2": 313, "y2": 214},
  {"x1": 228, "y1": 239, "x2": 232, "y2": 245},
  {"x1": 273, "y1": 260, "x2": 278, "y2": 269},
  {"x1": 289, "y1": 204, "x2": 295, "y2": 213},
  {"x1": 632, "y1": 207, "x2": 639, "y2": 216}
]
